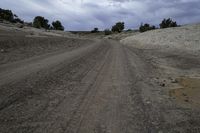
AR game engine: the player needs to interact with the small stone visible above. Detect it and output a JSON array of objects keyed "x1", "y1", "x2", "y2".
[
  {"x1": 182, "y1": 93, "x2": 187, "y2": 96},
  {"x1": 160, "y1": 83, "x2": 165, "y2": 87},
  {"x1": 15, "y1": 22, "x2": 24, "y2": 28},
  {"x1": 168, "y1": 77, "x2": 173, "y2": 80},
  {"x1": 171, "y1": 79, "x2": 178, "y2": 83},
  {"x1": 1, "y1": 49, "x2": 5, "y2": 53},
  {"x1": 185, "y1": 99, "x2": 189, "y2": 102},
  {"x1": 146, "y1": 101, "x2": 151, "y2": 104}
]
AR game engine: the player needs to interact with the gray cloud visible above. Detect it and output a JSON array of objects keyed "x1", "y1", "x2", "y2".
[{"x1": 1, "y1": 0, "x2": 200, "y2": 30}]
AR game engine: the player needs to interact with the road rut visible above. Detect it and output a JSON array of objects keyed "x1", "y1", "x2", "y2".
[{"x1": 0, "y1": 39, "x2": 200, "y2": 133}]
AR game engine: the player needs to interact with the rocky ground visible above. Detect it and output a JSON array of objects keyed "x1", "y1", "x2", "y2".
[{"x1": 0, "y1": 23, "x2": 200, "y2": 133}]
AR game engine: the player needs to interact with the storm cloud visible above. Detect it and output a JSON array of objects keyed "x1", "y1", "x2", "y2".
[{"x1": 1, "y1": 0, "x2": 200, "y2": 30}]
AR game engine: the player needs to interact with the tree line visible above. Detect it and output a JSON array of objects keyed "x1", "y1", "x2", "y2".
[
  {"x1": 91, "y1": 22, "x2": 125, "y2": 35},
  {"x1": 0, "y1": 8, "x2": 64, "y2": 31},
  {"x1": 0, "y1": 8, "x2": 24, "y2": 24},
  {"x1": 1, "y1": 8, "x2": 178, "y2": 33},
  {"x1": 92, "y1": 18, "x2": 178, "y2": 35},
  {"x1": 139, "y1": 18, "x2": 177, "y2": 32},
  {"x1": 33, "y1": 16, "x2": 64, "y2": 31}
]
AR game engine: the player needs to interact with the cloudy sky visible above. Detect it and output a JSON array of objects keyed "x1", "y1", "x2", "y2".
[{"x1": 1, "y1": 0, "x2": 200, "y2": 30}]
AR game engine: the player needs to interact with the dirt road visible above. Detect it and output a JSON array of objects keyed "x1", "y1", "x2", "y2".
[{"x1": 0, "y1": 39, "x2": 200, "y2": 133}]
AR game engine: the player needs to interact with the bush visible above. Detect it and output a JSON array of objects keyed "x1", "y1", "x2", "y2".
[
  {"x1": 139, "y1": 23, "x2": 155, "y2": 32},
  {"x1": 52, "y1": 20, "x2": 64, "y2": 31},
  {"x1": 0, "y1": 8, "x2": 24, "y2": 24},
  {"x1": 91, "y1": 27, "x2": 99, "y2": 33},
  {"x1": 112, "y1": 22, "x2": 125, "y2": 33},
  {"x1": 104, "y1": 29, "x2": 112, "y2": 35},
  {"x1": 13, "y1": 17, "x2": 24, "y2": 24},
  {"x1": 126, "y1": 29, "x2": 132, "y2": 32},
  {"x1": 33, "y1": 16, "x2": 50, "y2": 29},
  {"x1": 160, "y1": 18, "x2": 177, "y2": 28},
  {"x1": 0, "y1": 8, "x2": 14, "y2": 22}
]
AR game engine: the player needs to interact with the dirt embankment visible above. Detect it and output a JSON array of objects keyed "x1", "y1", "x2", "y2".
[
  {"x1": 0, "y1": 24, "x2": 94, "y2": 65},
  {"x1": 121, "y1": 24, "x2": 200, "y2": 111},
  {"x1": 121, "y1": 23, "x2": 200, "y2": 52}
]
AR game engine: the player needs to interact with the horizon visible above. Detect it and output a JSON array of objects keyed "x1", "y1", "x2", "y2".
[{"x1": 1, "y1": 0, "x2": 200, "y2": 31}]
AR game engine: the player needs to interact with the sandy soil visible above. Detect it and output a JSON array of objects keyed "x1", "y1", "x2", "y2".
[
  {"x1": 121, "y1": 23, "x2": 200, "y2": 52},
  {"x1": 0, "y1": 22, "x2": 76, "y2": 37},
  {"x1": 169, "y1": 77, "x2": 200, "y2": 108},
  {"x1": 121, "y1": 23, "x2": 200, "y2": 132},
  {"x1": 0, "y1": 23, "x2": 200, "y2": 133}
]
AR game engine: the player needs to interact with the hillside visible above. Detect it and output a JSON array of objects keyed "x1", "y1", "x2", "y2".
[{"x1": 121, "y1": 23, "x2": 200, "y2": 52}]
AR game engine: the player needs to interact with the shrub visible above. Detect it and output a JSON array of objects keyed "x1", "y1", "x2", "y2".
[
  {"x1": 13, "y1": 17, "x2": 24, "y2": 24},
  {"x1": 52, "y1": 20, "x2": 64, "y2": 31},
  {"x1": 127, "y1": 29, "x2": 132, "y2": 32},
  {"x1": 112, "y1": 22, "x2": 125, "y2": 33},
  {"x1": 139, "y1": 23, "x2": 156, "y2": 32},
  {"x1": 0, "y1": 8, "x2": 24, "y2": 24},
  {"x1": 33, "y1": 16, "x2": 50, "y2": 29},
  {"x1": 104, "y1": 29, "x2": 112, "y2": 35},
  {"x1": 91, "y1": 27, "x2": 99, "y2": 33},
  {"x1": 160, "y1": 18, "x2": 177, "y2": 28},
  {"x1": 0, "y1": 8, "x2": 14, "y2": 22}
]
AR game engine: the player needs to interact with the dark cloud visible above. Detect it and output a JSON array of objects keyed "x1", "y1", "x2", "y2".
[{"x1": 1, "y1": 0, "x2": 200, "y2": 30}]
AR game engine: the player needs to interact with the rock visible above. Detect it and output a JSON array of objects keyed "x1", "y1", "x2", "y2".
[
  {"x1": 146, "y1": 101, "x2": 151, "y2": 104},
  {"x1": 182, "y1": 93, "x2": 187, "y2": 96},
  {"x1": 16, "y1": 23, "x2": 24, "y2": 28},
  {"x1": 185, "y1": 99, "x2": 189, "y2": 102},
  {"x1": 160, "y1": 83, "x2": 165, "y2": 87},
  {"x1": 171, "y1": 79, "x2": 178, "y2": 83},
  {"x1": 1, "y1": 49, "x2": 5, "y2": 53}
]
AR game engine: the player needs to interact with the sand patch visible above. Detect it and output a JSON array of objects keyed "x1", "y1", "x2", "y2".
[{"x1": 169, "y1": 77, "x2": 200, "y2": 108}]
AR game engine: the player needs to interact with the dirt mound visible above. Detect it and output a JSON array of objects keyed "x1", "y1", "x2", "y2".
[
  {"x1": 0, "y1": 23, "x2": 94, "y2": 65},
  {"x1": 0, "y1": 22, "x2": 76, "y2": 38},
  {"x1": 121, "y1": 23, "x2": 200, "y2": 52}
]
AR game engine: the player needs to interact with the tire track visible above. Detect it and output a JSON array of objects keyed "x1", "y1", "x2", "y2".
[
  {"x1": 63, "y1": 43, "x2": 112, "y2": 133},
  {"x1": 0, "y1": 40, "x2": 110, "y2": 133}
]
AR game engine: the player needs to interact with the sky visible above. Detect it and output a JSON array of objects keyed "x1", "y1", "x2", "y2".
[{"x1": 1, "y1": 0, "x2": 200, "y2": 31}]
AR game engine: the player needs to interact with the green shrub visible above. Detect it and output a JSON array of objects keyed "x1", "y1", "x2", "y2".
[
  {"x1": 104, "y1": 29, "x2": 112, "y2": 35},
  {"x1": 139, "y1": 23, "x2": 155, "y2": 32},
  {"x1": 126, "y1": 29, "x2": 132, "y2": 32},
  {"x1": 0, "y1": 8, "x2": 24, "y2": 24},
  {"x1": 52, "y1": 20, "x2": 64, "y2": 31},
  {"x1": 160, "y1": 18, "x2": 177, "y2": 28},
  {"x1": 14, "y1": 17, "x2": 24, "y2": 24},
  {"x1": 91, "y1": 27, "x2": 99, "y2": 33},
  {"x1": 0, "y1": 8, "x2": 14, "y2": 22},
  {"x1": 112, "y1": 22, "x2": 125, "y2": 33},
  {"x1": 33, "y1": 16, "x2": 50, "y2": 29}
]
